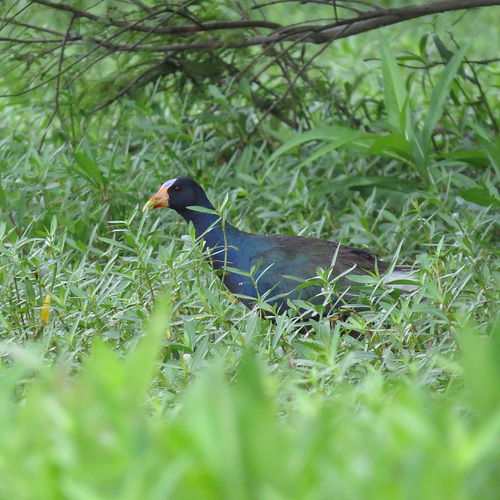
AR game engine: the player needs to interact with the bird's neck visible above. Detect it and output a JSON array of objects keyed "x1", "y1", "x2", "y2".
[{"x1": 176, "y1": 205, "x2": 241, "y2": 251}]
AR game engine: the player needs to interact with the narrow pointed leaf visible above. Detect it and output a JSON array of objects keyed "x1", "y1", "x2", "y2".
[
  {"x1": 422, "y1": 42, "x2": 472, "y2": 146},
  {"x1": 379, "y1": 35, "x2": 407, "y2": 133}
]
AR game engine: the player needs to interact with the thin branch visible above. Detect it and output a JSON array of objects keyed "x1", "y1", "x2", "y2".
[
  {"x1": 0, "y1": 37, "x2": 74, "y2": 43},
  {"x1": 31, "y1": 0, "x2": 282, "y2": 34},
  {"x1": 38, "y1": 14, "x2": 76, "y2": 151},
  {"x1": 395, "y1": 58, "x2": 500, "y2": 69},
  {"x1": 7, "y1": 0, "x2": 500, "y2": 55},
  {"x1": 91, "y1": 56, "x2": 175, "y2": 112},
  {"x1": 2, "y1": 0, "x2": 499, "y2": 130},
  {"x1": 0, "y1": 17, "x2": 67, "y2": 36},
  {"x1": 0, "y1": 4, "x2": 167, "y2": 97},
  {"x1": 92, "y1": 0, "x2": 500, "y2": 53},
  {"x1": 253, "y1": 0, "x2": 383, "y2": 10},
  {"x1": 303, "y1": 0, "x2": 500, "y2": 44},
  {"x1": 250, "y1": 30, "x2": 339, "y2": 133},
  {"x1": 62, "y1": 7, "x2": 181, "y2": 91}
]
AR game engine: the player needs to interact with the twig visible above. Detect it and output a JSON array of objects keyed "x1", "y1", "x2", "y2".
[
  {"x1": 31, "y1": 0, "x2": 282, "y2": 34},
  {"x1": 38, "y1": 14, "x2": 76, "y2": 151},
  {"x1": 91, "y1": 56, "x2": 173, "y2": 112},
  {"x1": 0, "y1": 16, "x2": 67, "y2": 36}
]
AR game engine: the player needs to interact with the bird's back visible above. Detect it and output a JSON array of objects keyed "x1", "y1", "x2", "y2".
[{"x1": 221, "y1": 231, "x2": 399, "y2": 312}]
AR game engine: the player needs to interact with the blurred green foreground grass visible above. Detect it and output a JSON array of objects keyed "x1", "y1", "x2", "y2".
[{"x1": 1, "y1": 294, "x2": 500, "y2": 499}]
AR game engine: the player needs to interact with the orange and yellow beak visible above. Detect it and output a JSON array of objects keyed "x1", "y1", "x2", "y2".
[{"x1": 143, "y1": 186, "x2": 169, "y2": 212}]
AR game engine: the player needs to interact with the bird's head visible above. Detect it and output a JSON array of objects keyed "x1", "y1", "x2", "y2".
[{"x1": 143, "y1": 176, "x2": 213, "y2": 213}]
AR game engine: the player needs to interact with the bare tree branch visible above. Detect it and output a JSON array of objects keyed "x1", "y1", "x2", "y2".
[
  {"x1": 31, "y1": 0, "x2": 282, "y2": 34},
  {"x1": 38, "y1": 14, "x2": 77, "y2": 151},
  {"x1": 1, "y1": 0, "x2": 499, "y2": 131},
  {"x1": 25, "y1": 0, "x2": 500, "y2": 50}
]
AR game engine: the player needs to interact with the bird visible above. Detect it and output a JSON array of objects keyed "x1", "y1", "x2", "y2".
[{"x1": 143, "y1": 177, "x2": 418, "y2": 315}]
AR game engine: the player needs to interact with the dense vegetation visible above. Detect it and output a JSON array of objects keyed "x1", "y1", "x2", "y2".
[{"x1": 1, "y1": 0, "x2": 499, "y2": 497}]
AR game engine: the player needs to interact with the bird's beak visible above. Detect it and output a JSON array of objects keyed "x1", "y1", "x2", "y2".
[{"x1": 143, "y1": 186, "x2": 169, "y2": 212}]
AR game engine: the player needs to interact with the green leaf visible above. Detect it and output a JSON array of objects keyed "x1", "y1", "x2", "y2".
[
  {"x1": 49, "y1": 215, "x2": 57, "y2": 236},
  {"x1": 433, "y1": 35, "x2": 478, "y2": 84},
  {"x1": 98, "y1": 236, "x2": 134, "y2": 252},
  {"x1": 368, "y1": 133, "x2": 412, "y2": 158},
  {"x1": 418, "y1": 32, "x2": 429, "y2": 58},
  {"x1": 0, "y1": 177, "x2": 8, "y2": 213},
  {"x1": 459, "y1": 188, "x2": 500, "y2": 207},
  {"x1": 208, "y1": 85, "x2": 226, "y2": 102},
  {"x1": 379, "y1": 35, "x2": 407, "y2": 133},
  {"x1": 470, "y1": 124, "x2": 500, "y2": 178},
  {"x1": 406, "y1": 112, "x2": 428, "y2": 181},
  {"x1": 457, "y1": 318, "x2": 500, "y2": 419},
  {"x1": 296, "y1": 132, "x2": 374, "y2": 169},
  {"x1": 269, "y1": 125, "x2": 373, "y2": 163},
  {"x1": 126, "y1": 291, "x2": 171, "y2": 402},
  {"x1": 422, "y1": 42, "x2": 472, "y2": 147},
  {"x1": 433, "y1": 34, "x2": 455, "y2": 63},
  {"x1": 330, "y1": 175, "x2": 419, "y2": 193},
  {"x1": 441, "y1": 150, "x2": 489, "y2": 168},
  {"x1": 74, "y1": 152, "x2": 104, "y2": 188},
  {"x1": 188, "y1": 205, "x2": 219, "y2": 215}
]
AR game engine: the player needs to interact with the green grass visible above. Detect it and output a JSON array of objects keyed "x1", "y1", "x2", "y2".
[
  {"x1": 1, "y1": 310, "x2": 500, "y2": 498},
  {"x1": 1, "y1": 20, "x2": 500, "y2": 497}
]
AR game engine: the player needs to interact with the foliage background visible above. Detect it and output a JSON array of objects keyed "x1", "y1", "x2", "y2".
[{"x1": 1, "y1": 0, "x2": 500, "y2": 497}]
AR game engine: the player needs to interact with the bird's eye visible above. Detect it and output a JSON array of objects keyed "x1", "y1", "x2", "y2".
[{"x1": 173, "y1": 186, "x2": 181, "y2": 192}]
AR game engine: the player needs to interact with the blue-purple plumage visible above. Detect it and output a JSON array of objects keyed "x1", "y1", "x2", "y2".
[{"x1": 145, "y1": 177, "x2": 418, "y2": 313}]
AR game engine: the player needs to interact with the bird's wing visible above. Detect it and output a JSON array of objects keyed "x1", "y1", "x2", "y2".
[{"x1": 246, "y1": 234, "x2": 389, "y2": 303}]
